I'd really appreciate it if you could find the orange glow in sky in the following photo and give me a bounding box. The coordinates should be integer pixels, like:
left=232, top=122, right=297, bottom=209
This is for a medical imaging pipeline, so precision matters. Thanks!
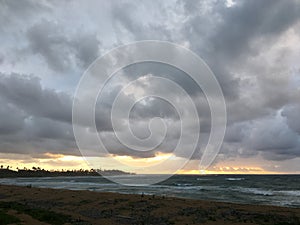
left=0, top=152, right=296, bottom=174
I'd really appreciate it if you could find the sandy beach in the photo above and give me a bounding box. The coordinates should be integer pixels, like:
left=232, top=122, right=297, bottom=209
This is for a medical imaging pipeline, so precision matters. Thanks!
left=0, top=184, right=299, bottom=225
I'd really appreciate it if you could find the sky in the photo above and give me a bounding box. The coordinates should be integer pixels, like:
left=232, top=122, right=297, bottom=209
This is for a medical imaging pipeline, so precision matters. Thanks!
left=0, top=0, right=300, bottom=174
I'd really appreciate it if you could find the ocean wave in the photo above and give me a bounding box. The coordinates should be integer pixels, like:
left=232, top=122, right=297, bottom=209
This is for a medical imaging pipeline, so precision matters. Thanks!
left=196, top=178, right=211, bottom=181
left=174, top=183, right=193, bottom=186
left=226, top=178, right=245, bottom=181
left=1, top=175, right=299, bottom=208
left=234, top=187, right=273, bottom=196
left=172, top=185, right=223, bottom=191
left=276, top=190, right=300, bottom=197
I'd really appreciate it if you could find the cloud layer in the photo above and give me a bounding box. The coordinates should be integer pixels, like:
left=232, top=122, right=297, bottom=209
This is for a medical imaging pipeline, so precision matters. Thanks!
left=0, top=0, right=300, bottom=172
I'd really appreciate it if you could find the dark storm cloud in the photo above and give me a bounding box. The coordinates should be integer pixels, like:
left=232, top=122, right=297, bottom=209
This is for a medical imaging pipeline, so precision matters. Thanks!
left=248, top=120, right=298, bottom=151
left=181, top=0, right=300, bottom=101
left=28, top=117, right=74, bottom=141
left=0, top=98, right=25, bottom=134
left=177, top=0, right=300, bottom=163
left=0, top=73, right=79, bottom=156
left=26, top=21, right=70, bottom=72
left=0, top=73, right=72, bottom=123
left=103, top=0, right=300, bottom=162
left=209, top=0, right=300, bottom=59
left=0, top=118, right=78, bottom=156
left=130, top=97, right=179, bottom=120
left=120, top=62, right=204, bottom=97
left=27, top=20, right=100, bottom=72
left=224, top=122, right=248, bottom=143
left=72, top=33, right=101, bottom=67
left=282, top=105, right=300, bottom=135
left=182, top=0, right=300, bottom=59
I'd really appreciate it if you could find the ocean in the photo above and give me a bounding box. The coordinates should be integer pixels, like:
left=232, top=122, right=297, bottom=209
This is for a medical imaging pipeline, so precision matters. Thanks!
left=0, top=174, right=299, bottom=208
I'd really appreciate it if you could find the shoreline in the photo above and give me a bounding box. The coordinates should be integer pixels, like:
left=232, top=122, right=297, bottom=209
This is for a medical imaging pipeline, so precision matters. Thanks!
left=1, top=175, right=299, bottom=209
left=0, top=182, right=299, bottom=209
left=0, top=184, right=300, bottom=225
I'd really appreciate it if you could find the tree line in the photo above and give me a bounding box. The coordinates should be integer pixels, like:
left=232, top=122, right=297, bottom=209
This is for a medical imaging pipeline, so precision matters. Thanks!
left=0, top=166, right=133, bottom=178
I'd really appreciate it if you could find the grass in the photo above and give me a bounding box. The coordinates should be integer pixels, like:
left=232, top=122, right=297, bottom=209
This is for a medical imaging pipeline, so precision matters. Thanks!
left=0, top=209, right=20, bottom=225
left=0, top=201, right=72, bottom=225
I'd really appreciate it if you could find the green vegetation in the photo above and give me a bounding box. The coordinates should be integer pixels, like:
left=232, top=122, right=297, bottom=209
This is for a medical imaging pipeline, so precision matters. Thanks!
left=0, top=202, right=72, bottom=225
left=0, top=167, right=134, bottom=178
left=0, top=209, right=20, bottom=225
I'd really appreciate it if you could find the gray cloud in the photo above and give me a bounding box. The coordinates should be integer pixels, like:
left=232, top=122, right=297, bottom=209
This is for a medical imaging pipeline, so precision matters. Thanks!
left=210, top=0, right=300, bottom=59
left=248, top=118, right=299, bottom=152
left=0, top=73, right=78, bottom=156
left=0, top=0, right=49, bottom=28
left=0, top=0, right=300, bottom=171
left=26, top=20, right=100, bottom=72
left=0, top=73, right=72, bottom=123
left=0, top=97, right=25, bottom=134
left=282, top=105, right=300, bottom=135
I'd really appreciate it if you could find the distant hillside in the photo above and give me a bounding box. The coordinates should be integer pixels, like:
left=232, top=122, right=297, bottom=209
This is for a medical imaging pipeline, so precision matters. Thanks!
left=0, top=168, right=134, bottom=178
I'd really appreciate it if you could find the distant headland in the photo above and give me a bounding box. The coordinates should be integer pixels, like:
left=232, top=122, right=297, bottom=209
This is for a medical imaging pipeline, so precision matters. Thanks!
left=0, top=166, right=134, bottom=178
